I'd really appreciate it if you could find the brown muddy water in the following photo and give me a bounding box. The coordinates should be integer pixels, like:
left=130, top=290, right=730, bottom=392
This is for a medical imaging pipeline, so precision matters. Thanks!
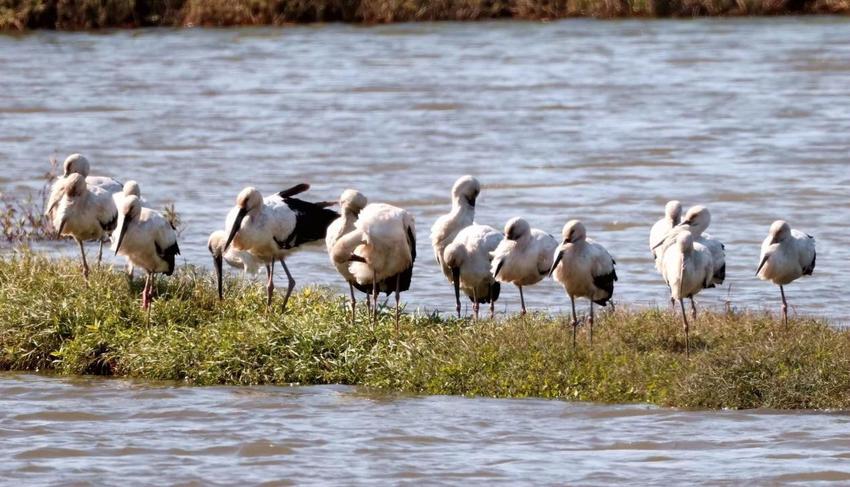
left=1, top=18, right=849, bottom=322
left=4, top=372, right=850, bottom=485
left=2, top=20, right=850, bottom=483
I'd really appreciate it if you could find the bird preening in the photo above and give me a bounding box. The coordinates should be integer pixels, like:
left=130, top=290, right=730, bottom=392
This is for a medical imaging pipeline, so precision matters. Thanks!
left=44, top=156, right=819, bottom=354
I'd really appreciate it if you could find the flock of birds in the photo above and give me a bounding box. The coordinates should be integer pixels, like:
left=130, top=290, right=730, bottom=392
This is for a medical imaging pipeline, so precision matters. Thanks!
left=46, top=155, right=817, bottom=354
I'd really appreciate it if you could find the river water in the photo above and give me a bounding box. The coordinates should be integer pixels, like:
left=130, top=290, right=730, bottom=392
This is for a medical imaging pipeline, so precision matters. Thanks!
left=2, top=20, right=850, bottom=483
left=3, top=372, right=850, bottom=485
left=2, top=18, right=849, bottom=322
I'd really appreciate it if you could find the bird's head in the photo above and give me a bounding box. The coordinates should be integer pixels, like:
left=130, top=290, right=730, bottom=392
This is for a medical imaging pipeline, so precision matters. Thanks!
left=768, top=220, right=791, bottom=244
left=561, top=219, right=586, bottom=244
left=207, top=230, right=226, bottom=259
left=121, top=195, right=142, bottom=220
left=452, top=175, right=480, bottom=208
left=63, top=173, right=87, bottom=198
left=63, top=153, right=90, bottom=178
left=443, top=242, right=467, bottom=270
left=665, top=200, right=683, bottom=224
left=225, top=187, right=261, bottom=251
left=123, top=180, right=141, bottom=197
left=679, top=205, right=711, bottom=235
left=236, top=187, right=262, bottom=212
left=504, top=217, right=530, bottom=241
left=339, top=189, right=368, bottom=216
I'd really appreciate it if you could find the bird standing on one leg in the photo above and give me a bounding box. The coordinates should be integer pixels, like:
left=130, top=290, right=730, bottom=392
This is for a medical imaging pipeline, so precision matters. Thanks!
left=490, top=217, right=558, bottom=316
left=112, top=195, right=180, bottom=310
left=756, top=220, right=816, bottom=326
left=661, top=232, right=714, bottom=358
left=550, top=220, right=617, bottom=348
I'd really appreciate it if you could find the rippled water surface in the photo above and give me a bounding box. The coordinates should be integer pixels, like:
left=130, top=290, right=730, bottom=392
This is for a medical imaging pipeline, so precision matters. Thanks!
left=4, top=373, right=850, bottom=484
left=2, top=19, right=850, bottom=483
left=2, top=18, right=850, bottom=321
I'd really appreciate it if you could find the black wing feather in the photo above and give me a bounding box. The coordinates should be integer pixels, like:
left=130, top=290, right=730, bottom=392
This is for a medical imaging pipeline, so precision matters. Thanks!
left=282, top=197, right=340, bottom=248
left=592, top=266, right=617, bottom=307
left=278, top=183, right=310, bottom=199
left=155, top=241, right=181, bottom=276
left=804, top=250, right=816, bottom=276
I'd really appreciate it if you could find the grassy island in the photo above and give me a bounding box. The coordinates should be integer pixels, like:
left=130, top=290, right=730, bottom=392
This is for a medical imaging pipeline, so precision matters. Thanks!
left=1, top=251, right=848, bottom=410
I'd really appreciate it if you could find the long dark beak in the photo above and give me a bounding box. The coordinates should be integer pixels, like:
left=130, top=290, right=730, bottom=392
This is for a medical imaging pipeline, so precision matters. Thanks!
left=57, top=218, right=67, bottom=236
left=451, top=266, right=461, bottom=318
left=114, top=214, right=131, bottom=253
left=549, top=250, right=564, bottom=278
left=213, top=254, right=223, bottom=300
left=224, top=207, right=247, bottom=251
left=466, top=195, right=477, bottom=208
left=756, top=254, right=769, bottom=276
left=651, top=238, right=666, bottom=251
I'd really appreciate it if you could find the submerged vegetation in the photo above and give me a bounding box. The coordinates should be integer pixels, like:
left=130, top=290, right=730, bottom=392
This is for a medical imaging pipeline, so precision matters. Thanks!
left=1, top=251, right=849, bottom=410
left=1, top=0, right=848, bottom=30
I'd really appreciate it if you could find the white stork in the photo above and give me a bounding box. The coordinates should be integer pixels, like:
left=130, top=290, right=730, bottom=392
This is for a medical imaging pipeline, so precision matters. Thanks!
left=113, top=195, right=180, bottom=310
left=490, top=217, right=558, bottom=315
left=661, top=232, right=714, bottom=358
left=756, top=220, right=816, bottom=325
left=325, top=189, right=371, bottom=324
left=49, top=174, right=117, bottom=278
left=549, top=220, right=617, bottom=348
left=430, top=175, right=480, bottom=280
left=331, top=203, right=416, bottom=331
left=223, top=184, right=338, bottom=312
left=442, top=224, right=503, bottom=319
left=649, top=200, right=682, bottom=259
left=653, top=205, right=725, bottom=318
left=207, top=230, right=261, bottom=300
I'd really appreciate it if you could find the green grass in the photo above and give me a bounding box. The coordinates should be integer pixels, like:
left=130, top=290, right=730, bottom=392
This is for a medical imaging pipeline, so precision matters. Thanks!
left=2, top=250, right=849, bottom=410
left=2, top=0, right=849, bottom=30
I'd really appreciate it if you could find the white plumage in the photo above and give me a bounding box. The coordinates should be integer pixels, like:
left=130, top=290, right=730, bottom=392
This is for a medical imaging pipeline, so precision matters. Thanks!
left=223, top=184, right=338, bottom=311
left=331, top=202, right=416, bottom=329
left=442, top=224, right=503, bottom=319
left=49, top=173, right=118, bottom=278
left=112, top=180, right=141, bottom=208
left=652, top=205, right=726, bottom=315
left=325, top=189, right=370, bottom=324
left=491, top=217, right=558, bottom=315
left=113, top=195, right=180, bottom=310
left=47, top=154, right=122, bottom=219
left=207, top=230, right=261, bottom=300
left=550, top=220, right=617, bottom=347
left=756, top=220, right=816, bottom=325
left=61, top=153, right=122, bottom=193
left=430, top=175, right=479, bottom=281
left=661, top=232, right=714, bottom=357
left=678, top=206, right=726, bottom=287
left=649, top=200, right=682, bottom=259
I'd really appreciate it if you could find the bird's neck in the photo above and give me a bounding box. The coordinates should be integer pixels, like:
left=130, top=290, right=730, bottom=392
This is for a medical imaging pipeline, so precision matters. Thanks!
left=448, top=201, right=474, bottom=225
